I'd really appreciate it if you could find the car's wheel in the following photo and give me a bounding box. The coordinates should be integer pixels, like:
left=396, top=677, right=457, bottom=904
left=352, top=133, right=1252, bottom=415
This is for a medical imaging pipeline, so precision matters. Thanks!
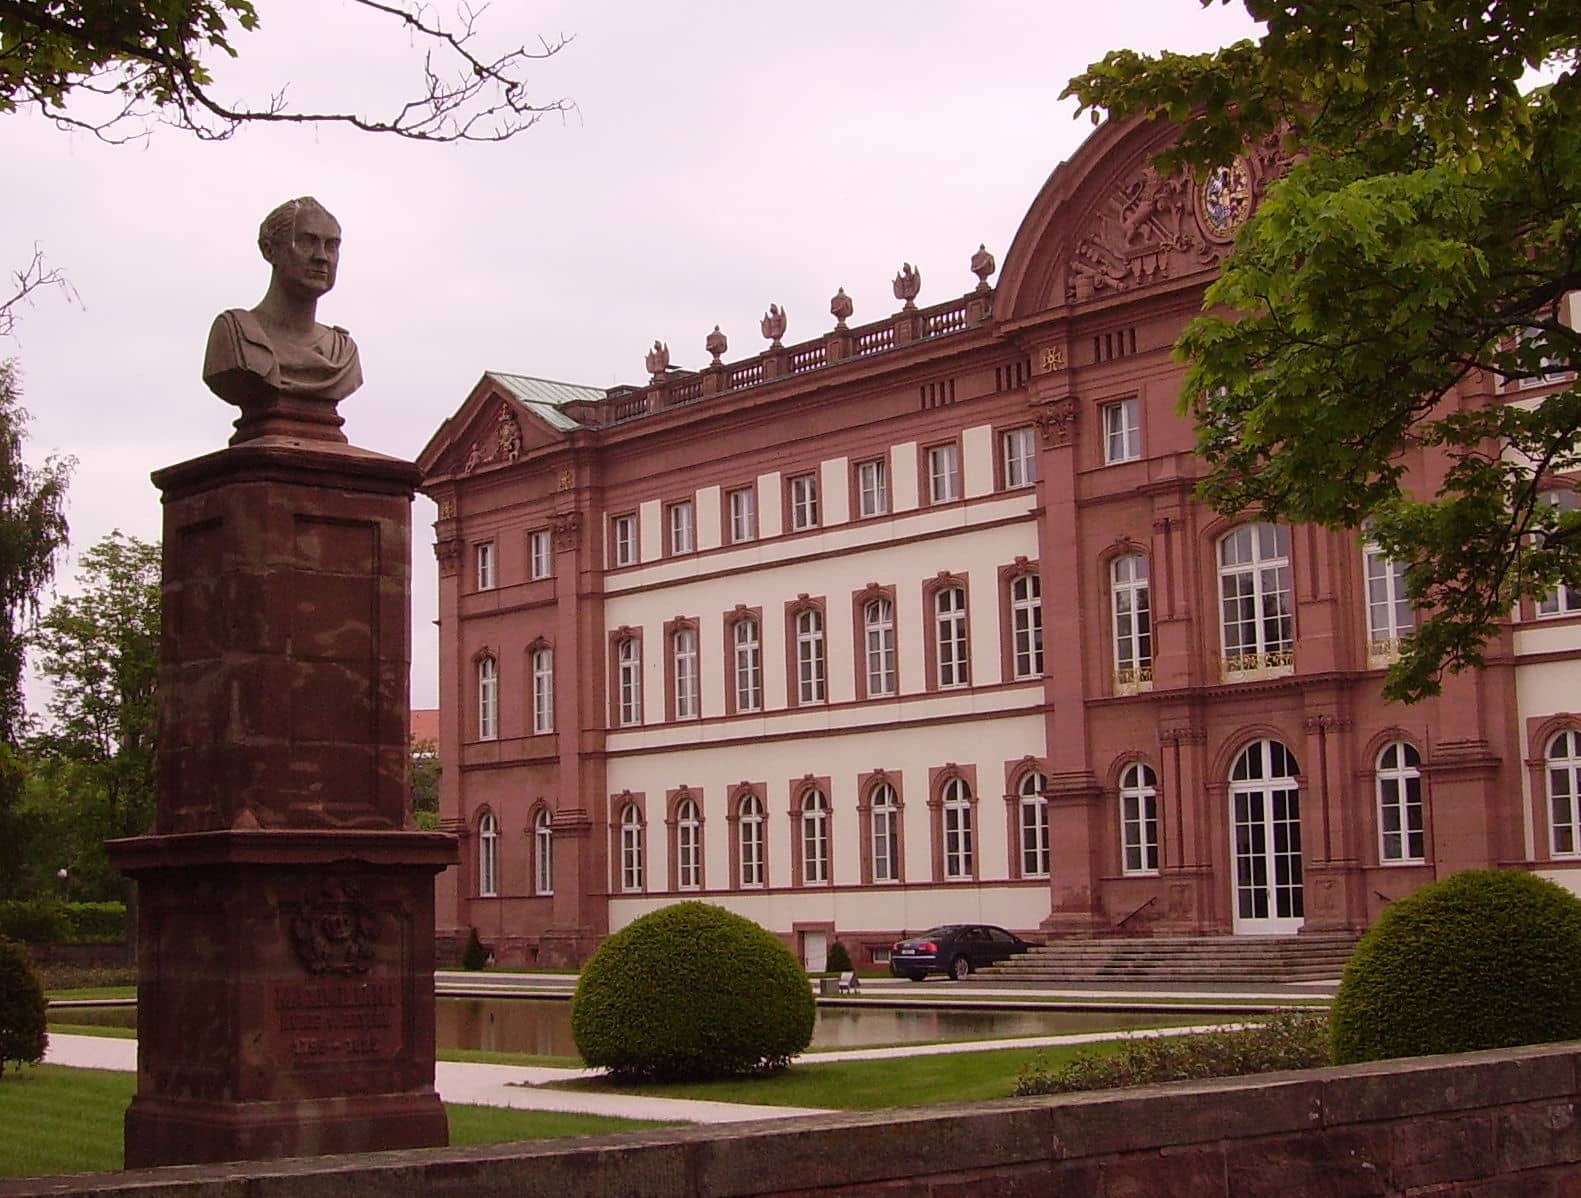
left=950, top=955, right=971, bottom=981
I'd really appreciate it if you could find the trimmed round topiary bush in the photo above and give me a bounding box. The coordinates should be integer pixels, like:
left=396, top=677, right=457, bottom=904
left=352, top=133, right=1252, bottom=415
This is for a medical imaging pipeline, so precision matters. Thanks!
left=571, top=901, right=815, bottom=1081
left=824, top=940, right=853, bottom=974
left=0, top=936, right=47, bottom=1077
left=460, top=927, right=490, bottom=971
left=1332, top=869, right=1581, bottom=1064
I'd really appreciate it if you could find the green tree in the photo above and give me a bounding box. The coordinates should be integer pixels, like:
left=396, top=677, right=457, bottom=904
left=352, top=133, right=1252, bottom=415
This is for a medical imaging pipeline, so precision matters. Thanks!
left=1066, top=2, right=1581, bottom=701
left=0, top=363, right=70, bottom=898
left=28, top=531, right=158, bottom=898
left=409, top=737, right=439, bottom=831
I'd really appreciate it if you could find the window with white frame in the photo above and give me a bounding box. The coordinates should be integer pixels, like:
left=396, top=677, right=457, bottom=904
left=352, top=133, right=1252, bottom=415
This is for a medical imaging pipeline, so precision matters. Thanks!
left=1364, top=538, right=1414, bottom=650
left=942, top=777, right=974, bottom=879
left=857, top=458, right=888, bottom=517
left=796, top=608, right=826, bottom=703
left=927, top=443, right=961, bottom=504
left=1517, top=325, right=1568, bottom=388
left=1538, top=491, right=1581, bottom=617
left=531, top=646, right=554, bottom=734
left=529, top=529, right=552, bottom=580
left=935, top=585, right=968, bottom=688
left=1376, top=743, right=1424, bottom=863
left=789, top=473, right=819, bottom=530
left=619, top=803, right=644, bottom=891
left=478, top=810, right=498, bottom=896
left=864, top=597, right=897, bottom=697
left=676, top=797, right=702, bottom=890
left=870, top=782, right=899, bottom=883
left=1549, top=730, right=1581, bottom=856
left=672, top=626, right=699, bottom=719
left=611, top=513, right=638, bottom=567
left=732, top=617, right=762, bottom=712
left=1010, top=573, right=1044, bottom=679
left=1111, top=554, right=1152, bottom=686
left=738, top=792, right=765, bottom=887
left=728, top=486, right=757, bottom=543
left=801, top=789, right=830, bottom=884
left=1120, top=763, right=1159, bottom=874
left=668, top=500, right=695, bottom=555
left=1102, top=398, right=1141, bottom=464
left=476, top=655, right=498, bottom=740
left=475, top=542, right=495, bottom=591
left=1019, top=771, right=1049, bottom=878
left=1219, top=523, right=1293, bottom=671
left=616, top=637, right=642, bottom=726
left=533, top=807, right=554, bottom=895
left=1002, top=426, right=1037, bottom=488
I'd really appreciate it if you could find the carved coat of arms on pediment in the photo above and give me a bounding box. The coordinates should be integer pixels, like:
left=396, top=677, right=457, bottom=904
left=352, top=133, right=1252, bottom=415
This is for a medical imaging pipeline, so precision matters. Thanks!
left=460, top=403, right=524, bottom=475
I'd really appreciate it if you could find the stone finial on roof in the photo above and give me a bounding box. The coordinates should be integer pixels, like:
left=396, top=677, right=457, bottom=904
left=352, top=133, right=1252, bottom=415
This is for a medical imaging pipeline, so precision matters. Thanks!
left=706, top=325, right=728, bottom=366
left=892, top=262, right=922, bottom=310
left=971, top=244, right=996, bottom=292
left=645, top=339, right=670, bottom=380
left=830, top=287, right=853, bottom=329
left=761, top=304, right=787, bottom=348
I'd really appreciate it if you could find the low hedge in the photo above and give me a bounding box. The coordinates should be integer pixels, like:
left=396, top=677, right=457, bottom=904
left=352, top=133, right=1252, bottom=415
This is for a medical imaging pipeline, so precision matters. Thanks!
left=0, top=901, right=126, bottom=945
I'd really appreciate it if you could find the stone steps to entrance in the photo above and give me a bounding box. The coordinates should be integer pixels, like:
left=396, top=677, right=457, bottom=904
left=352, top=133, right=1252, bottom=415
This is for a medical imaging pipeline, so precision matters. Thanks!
left=977, top=933, right=1360, bottom=984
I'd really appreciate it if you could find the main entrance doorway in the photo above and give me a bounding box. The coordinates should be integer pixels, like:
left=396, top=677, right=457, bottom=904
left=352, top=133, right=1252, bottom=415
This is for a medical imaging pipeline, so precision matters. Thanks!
left=1229, top=739, right=1304, bottom=934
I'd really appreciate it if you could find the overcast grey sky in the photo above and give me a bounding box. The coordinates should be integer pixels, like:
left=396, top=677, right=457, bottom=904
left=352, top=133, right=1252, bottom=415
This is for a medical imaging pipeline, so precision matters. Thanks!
left=1, top=1, right=1260, bottom=709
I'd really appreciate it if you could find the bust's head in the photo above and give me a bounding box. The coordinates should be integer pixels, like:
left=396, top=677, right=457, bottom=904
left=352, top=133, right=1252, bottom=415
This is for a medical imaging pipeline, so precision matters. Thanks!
left=257, top=196, right=342, bottom=299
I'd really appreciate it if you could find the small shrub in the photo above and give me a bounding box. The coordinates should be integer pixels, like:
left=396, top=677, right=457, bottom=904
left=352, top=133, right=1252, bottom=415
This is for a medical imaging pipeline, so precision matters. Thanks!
left=0, top=936, right=47, bottom=1076
left=461, top=927, right=490, bottom=971
left=825, top=940, right=853, bottom=974
left=1331, top=869, right=1581, bottom=1064
left=1014, top=1010, right=1330, bottom=1096
left=571, top=901, right=815, bottom=1081
left=0, top=899, right=69, bottom=945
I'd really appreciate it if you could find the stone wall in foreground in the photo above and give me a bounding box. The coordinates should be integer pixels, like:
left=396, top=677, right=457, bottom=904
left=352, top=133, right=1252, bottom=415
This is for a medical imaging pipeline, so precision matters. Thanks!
left=6, top=1042, right=1581, bottom=1196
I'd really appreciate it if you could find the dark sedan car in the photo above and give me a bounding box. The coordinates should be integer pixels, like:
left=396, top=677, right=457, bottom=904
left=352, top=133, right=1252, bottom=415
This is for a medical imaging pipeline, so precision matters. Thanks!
left=889, top=924, right=1032, bottom=981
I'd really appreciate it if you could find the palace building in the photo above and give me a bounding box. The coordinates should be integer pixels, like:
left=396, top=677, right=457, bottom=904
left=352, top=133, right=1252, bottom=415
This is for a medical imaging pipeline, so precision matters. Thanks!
left=416, top=114, right=1581, bottom=968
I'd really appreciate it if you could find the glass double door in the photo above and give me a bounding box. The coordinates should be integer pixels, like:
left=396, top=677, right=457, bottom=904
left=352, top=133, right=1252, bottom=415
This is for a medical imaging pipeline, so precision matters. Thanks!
left=1230, top=740, right=1304, bottom=935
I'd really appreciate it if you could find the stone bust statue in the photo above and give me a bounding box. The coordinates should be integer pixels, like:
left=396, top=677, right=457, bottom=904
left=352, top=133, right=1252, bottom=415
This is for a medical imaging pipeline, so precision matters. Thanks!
left=203, top=196, right=363, bottom=443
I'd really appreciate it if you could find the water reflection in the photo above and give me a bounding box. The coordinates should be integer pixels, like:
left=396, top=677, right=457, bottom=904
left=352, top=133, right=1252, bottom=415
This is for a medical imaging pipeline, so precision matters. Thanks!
left=57, top=999, right=1180, bottom=1057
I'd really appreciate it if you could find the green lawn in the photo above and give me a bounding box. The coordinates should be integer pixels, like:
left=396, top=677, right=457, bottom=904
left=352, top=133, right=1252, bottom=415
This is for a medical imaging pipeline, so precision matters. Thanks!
left=0, top=1066, right=668, bottom=1180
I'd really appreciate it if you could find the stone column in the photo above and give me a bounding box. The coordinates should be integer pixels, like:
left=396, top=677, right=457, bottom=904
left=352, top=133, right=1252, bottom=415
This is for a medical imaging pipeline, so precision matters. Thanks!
left=110, top=438, right=457, bottom=1167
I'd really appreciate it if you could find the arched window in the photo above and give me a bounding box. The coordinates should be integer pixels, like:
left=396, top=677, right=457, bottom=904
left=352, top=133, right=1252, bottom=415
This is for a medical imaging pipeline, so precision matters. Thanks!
left=1364, top=537, right=1414, bottom=653
left=1111, top=554, right=1152, bottom=687
left=870, top=782, right=900, bottom=883
left=1019, top=771, right=1049, bottom=878
left=533, top=807, right=554, bottom=895
left=1010, top=574, right=1043, bottom=679
left=619, top=803, right=644, bottom=892
left=476, top=655, right=498, bottom=741
left=1120, top=763, right=1159, bottom=874
left=1376, top=742, right=1423, bottom=863
left=733, top=617, right=762, bottom=712
left=864, top=598, right=897, bottom=697
left=738, top=792, right=765, bottom=888
left=478, top=810, right=498, bottom=897
left=616, top=637, right=642, bottom=727
left=935, top=585, right=969, bottom=689
left=796, top=608, right=826, bottom=704
left=676, top=797, right=702, bottom=890
left=1219, top=523, right=1293, bottom=671
left=1229, top=740, right=1303, bottom=932
left=943, top=777, right=974, bottom=880
left=672, top=626, right=699, bottom=719
left=531, top=647, right=554, bottom=734
left=801, top=789, right=830, bottom=885
left=1548, top=730, right=1581, bottom=856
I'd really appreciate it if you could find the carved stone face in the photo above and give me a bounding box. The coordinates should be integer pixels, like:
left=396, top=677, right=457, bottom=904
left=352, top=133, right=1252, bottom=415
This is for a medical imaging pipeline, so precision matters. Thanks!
left=266, top=207, right=342, bottom=298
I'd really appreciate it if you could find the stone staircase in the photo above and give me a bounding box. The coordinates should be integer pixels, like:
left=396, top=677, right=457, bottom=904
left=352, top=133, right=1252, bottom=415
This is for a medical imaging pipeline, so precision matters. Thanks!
left=976, top=932, right=1360, bottom=985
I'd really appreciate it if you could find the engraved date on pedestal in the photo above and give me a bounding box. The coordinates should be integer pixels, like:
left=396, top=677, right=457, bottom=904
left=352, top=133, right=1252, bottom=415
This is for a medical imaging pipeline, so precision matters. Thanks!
left=273, top=979, right=402, bottom=1063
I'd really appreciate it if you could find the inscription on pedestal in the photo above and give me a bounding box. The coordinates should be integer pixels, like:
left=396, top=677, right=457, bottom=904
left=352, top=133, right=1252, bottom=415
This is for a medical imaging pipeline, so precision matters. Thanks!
left=272, top=979, right=403, bottom=1062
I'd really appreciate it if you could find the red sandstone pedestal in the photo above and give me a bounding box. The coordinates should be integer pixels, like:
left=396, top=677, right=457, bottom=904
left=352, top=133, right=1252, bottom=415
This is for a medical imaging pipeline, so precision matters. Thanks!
left=110, top=436, right=457, bottom=1168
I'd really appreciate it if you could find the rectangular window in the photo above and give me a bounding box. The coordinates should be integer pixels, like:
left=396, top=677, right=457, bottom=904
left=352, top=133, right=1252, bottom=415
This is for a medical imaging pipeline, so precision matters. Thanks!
left=927, top=444, right=961, bottom=504
left=1537, top=492, right=1581, bottom=616
left=617, top=638, right=642, bottom=726
left=1103, top=398, right=1141, bottom=464
left=934, top=586, right=969, bottom=689
left=1365, top=541, right=1414, bottom=649
left=667, top=500, right=695, bottom=555
left=475, top=542, right=495, bottom=591
left=528, top=529, right=552, bottom=580
left=857, top=458, right=888, bottom=518
left=733, top=619, right=762, bottom=712
left=672, top=628, right=699, bottom=720
left=1011, top=574, right=1044, bottom=679
left=795, top=608, right=826, bottom=704
left=1002, top=426, right=1037, bottom=489
left=789, top=474, right=819, bottom=531
left=611, top=514, right=638, bottom=567
left=728, top=486, right=757, bottom=543
left=531, top=648, right=554, bottom=734
left=864, top=597, right=897, bottom=697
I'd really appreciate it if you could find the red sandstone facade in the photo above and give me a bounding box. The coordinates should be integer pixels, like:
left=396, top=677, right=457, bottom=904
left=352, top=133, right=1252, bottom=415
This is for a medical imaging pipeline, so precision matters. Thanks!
left=418, top=116, right=1581, bottom=967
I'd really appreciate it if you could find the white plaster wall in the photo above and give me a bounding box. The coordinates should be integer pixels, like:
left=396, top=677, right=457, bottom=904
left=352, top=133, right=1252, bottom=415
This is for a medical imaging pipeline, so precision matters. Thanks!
left=696, top=485, right=722, bottom=551
left=822, top=457, right=850, bottom=526
left=891, top=442, right=919, bottom=513
left=962, top=423, right=994, bottom=499
left=639, top=499, right=662, bottom=564
left=759, top=471, right=783, bottom=538
left=1515, top=651, right=1581, bottom=862
left=1535, top=867, right=1581, bottom=899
